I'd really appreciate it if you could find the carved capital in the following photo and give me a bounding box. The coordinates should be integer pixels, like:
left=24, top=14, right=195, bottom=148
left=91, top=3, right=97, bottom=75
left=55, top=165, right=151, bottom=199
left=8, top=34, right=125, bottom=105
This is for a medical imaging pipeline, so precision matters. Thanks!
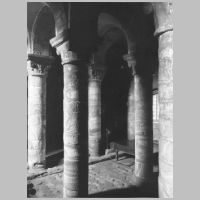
left=123, top=53, right=137, bottom=76
left=27, top=54, right=54, bottom=76
left=88, top=65, right=105, bottom=82
left=27, top=60, right=50, bottom=76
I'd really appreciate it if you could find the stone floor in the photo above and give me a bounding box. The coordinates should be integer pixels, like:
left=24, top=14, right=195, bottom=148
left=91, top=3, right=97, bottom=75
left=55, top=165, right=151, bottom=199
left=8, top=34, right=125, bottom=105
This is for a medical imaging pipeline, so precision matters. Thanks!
left=27, top=152, right=159, bottom=198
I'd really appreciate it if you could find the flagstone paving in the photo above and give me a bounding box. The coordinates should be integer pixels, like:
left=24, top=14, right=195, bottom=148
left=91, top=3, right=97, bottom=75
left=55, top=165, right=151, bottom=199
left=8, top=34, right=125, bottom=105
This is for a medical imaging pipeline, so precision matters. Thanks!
left=27, top=152, right=158, bottom=198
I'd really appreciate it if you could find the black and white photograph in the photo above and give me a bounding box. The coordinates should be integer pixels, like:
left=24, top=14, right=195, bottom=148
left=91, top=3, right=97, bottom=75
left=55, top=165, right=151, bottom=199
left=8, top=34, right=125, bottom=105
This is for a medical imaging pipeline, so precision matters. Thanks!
left=26, top=2, right=173, bottom=198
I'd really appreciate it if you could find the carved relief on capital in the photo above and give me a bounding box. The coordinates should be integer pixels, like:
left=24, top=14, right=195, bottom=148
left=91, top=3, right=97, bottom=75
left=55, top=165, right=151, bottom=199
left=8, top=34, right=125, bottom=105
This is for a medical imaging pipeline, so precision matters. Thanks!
left=123, top=53, right=137, bottom=75
left=88, top=65, right=105, bottom=82
left=27, top=60, right=50, bottom=76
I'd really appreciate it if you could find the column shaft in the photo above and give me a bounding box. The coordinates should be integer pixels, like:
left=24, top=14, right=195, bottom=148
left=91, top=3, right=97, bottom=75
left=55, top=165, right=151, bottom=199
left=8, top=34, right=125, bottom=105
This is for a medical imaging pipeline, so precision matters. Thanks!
left=28, top=65, right=47, bottom=169
left=62, top=61, right=88, bottom=197
left=134, top=74, right=153, bottom=183
left=88, top=80, right=102, bottom=156
left=123, top=53, right=136, bottom=141
left=50, top=30, right=90, bottom=197
left=127, top=77, right=135, bottom=140
left=158, top=30, right=173, bottom=198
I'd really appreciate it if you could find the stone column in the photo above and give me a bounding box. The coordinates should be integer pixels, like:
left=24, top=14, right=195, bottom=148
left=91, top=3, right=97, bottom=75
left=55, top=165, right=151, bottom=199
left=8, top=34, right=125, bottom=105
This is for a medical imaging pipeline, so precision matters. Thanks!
left=123, top=53, right=136, bottom=141
left=88, top=64, right=105, bottom=157
left=27, top=54, right=53, bottom=170
left=134, top=71, right=153, bottom=185
left=50, top=32, right=88, bottom=198
left=152, top=2, right=173, bottom=198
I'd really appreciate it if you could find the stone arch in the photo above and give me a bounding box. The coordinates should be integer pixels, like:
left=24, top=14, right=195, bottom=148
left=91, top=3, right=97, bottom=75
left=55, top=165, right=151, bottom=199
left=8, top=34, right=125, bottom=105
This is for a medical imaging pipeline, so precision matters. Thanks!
left=98, top=12, right=136, bottom=57
left=95, top=12, right=135, bottom=99
left=28, top=2, right=68, bottom=55
left=94, top=27, right=126, bottom=65
left=31, top=5, right=55, bottom=56
left=43, top=2, right=68, bottom=35
left=96, top=12, right=135, bottom=145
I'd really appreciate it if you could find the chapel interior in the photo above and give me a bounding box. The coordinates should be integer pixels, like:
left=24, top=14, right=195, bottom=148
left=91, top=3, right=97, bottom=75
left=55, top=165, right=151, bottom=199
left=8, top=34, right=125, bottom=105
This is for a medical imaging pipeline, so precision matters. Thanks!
left=27, top=2, right=173, bottom=198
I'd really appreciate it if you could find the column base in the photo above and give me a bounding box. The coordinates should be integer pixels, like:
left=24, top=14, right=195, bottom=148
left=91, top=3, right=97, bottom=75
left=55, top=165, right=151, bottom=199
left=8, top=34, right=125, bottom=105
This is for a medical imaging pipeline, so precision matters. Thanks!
left=133, top=173, right=151, bottom=186
left=158, top=175, right=173, bottom=198
left=89, top=154, right=100, bottom=159
left=132, top=173, right=158, bottom=197
left=64, top=188, right=88, bottom=198
left=28, top=163, right=46, bottom=174
left=105, top=148, right=114, bottom=155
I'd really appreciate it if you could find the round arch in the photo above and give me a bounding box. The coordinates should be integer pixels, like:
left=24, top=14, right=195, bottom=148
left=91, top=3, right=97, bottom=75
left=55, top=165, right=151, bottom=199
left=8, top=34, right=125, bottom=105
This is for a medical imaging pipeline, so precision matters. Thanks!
left=27, top=2, right=68, bottom=55
left=31, top=5, right=55, bottom=56
left=98, top=12, right=136, bottom=55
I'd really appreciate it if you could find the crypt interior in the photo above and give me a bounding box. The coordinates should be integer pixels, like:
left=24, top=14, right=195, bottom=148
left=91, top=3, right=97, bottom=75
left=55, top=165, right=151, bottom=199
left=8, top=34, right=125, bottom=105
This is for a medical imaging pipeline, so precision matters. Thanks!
left=27, top=2, right=173, bottom=198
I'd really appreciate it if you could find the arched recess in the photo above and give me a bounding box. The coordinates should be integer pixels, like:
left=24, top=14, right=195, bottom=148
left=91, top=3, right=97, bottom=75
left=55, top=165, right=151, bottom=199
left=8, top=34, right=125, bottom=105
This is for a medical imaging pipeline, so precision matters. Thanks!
left=98, top=12, right=135, bottom=54
left=96, top=12, right=135, bottom=148
left=31, top=5, right=55, bottom=56
left=27, top=2, right=68, bottom=53
left=43, top=2, right=68, bottom=35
